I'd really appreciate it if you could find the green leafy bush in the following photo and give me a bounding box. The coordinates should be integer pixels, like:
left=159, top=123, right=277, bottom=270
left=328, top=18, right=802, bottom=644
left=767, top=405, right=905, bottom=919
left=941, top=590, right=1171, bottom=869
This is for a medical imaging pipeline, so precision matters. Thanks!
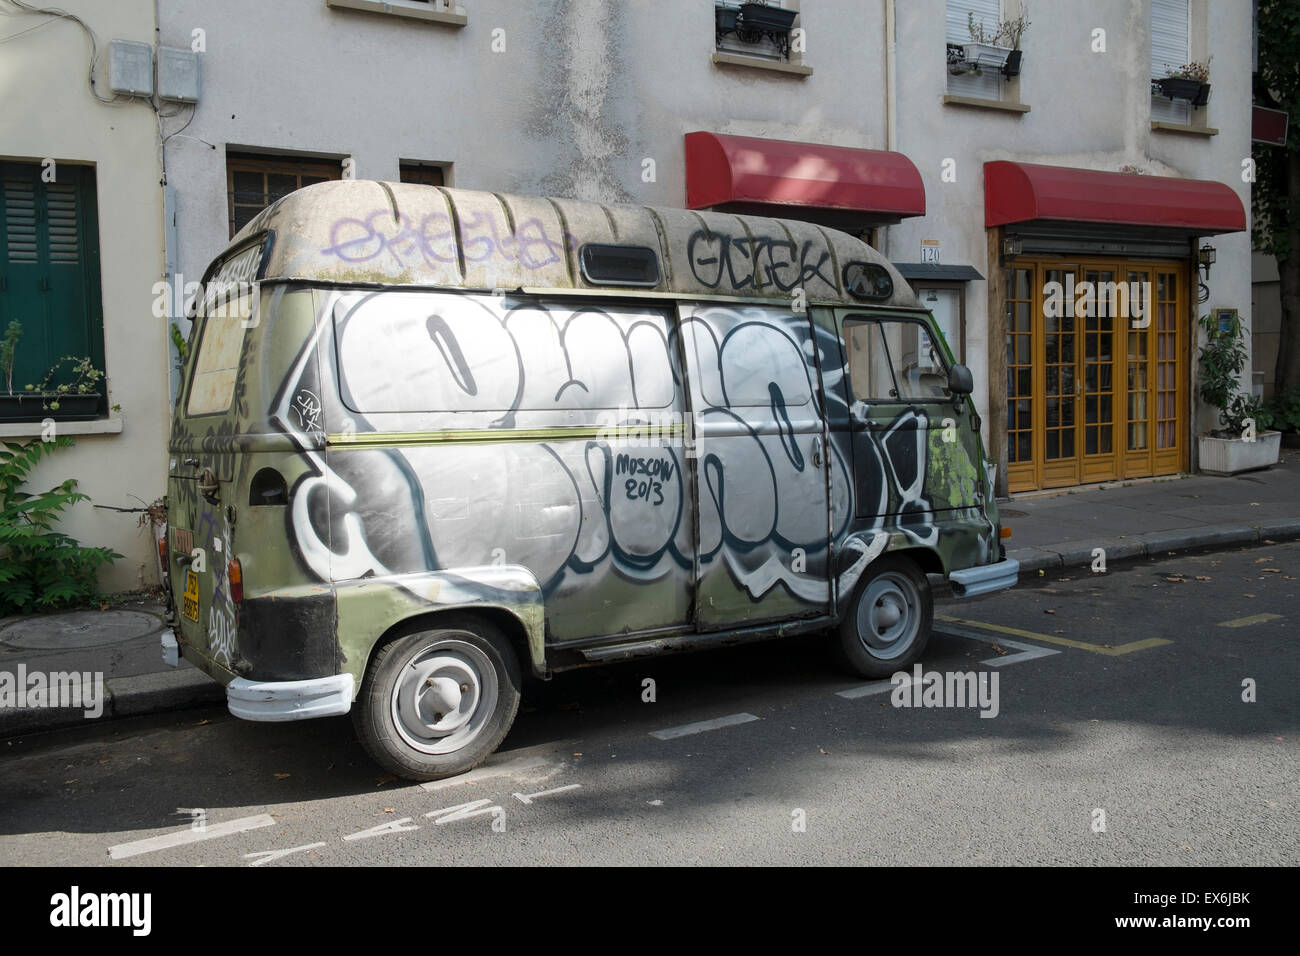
left=0, top=438, right=121, bottom=615
left=1265, top=388, right=1300, bottom=434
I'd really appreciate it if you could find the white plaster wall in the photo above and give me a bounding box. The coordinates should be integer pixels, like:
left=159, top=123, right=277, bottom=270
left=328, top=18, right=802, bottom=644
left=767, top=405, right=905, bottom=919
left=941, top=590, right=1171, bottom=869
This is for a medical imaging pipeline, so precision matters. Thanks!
left=888, top=0, right=1254, bottom=444
left=0, top=0, right=168, bottom=592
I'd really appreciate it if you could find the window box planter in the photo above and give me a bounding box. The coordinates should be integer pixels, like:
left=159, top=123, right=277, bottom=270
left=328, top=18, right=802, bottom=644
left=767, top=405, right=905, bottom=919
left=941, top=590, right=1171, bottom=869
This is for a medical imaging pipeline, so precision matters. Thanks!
left=1197, top=431, right=1281, bottom=475
left=0, top=392, right=102, bottom=423
left=715, top=4, right=739, bottom=42
left=733, top=2, right=797, bottom=57
left=963, top=41, right=1012, bottom=71
left=1155, top=76, right=1210, bottom=106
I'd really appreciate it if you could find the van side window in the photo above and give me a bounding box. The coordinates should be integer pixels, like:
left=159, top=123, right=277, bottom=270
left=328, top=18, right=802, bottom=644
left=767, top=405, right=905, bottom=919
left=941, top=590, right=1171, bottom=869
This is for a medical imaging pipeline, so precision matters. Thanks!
left=844, top=317, right=949, bottom=404
left=185, top=291, right=255, bottom=416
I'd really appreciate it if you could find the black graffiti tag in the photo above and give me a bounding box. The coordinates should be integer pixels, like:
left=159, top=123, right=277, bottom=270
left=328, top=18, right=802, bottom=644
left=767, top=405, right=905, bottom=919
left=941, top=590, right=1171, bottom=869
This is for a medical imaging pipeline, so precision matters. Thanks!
left=687, top=231, right=835, bottom=294
left=616, top=453, right=675, bottom=506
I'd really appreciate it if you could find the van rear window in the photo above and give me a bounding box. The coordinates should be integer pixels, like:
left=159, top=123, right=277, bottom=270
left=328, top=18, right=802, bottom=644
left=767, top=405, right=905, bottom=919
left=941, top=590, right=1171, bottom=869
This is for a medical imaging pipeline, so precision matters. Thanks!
left=186, top=306, right=251, bottom=416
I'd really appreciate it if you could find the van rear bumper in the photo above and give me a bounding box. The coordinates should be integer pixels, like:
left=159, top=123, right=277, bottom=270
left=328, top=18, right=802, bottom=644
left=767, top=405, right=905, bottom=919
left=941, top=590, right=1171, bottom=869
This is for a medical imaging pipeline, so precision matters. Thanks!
left=948, top=558, right=1020, bottom=598
left=227, top=674, right=354, bottom=722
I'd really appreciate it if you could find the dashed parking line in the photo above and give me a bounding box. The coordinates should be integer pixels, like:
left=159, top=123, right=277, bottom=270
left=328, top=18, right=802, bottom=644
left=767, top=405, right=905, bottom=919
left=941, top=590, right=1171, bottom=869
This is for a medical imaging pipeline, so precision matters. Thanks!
left=650, top=712, right=759, bottom=740
left=108, top=813, right=276, bottom=860
left=420, top=754, right=554, bottom=791
left=836, top=675, right=914, bottom=700
left=937, top=615, right=1172, bottom=656
left=244, top=842, right=328, bottom=866
left=1217, top=613, right=1282, bottom=628
left=514, top=783, right=581, bottom=805
left=934, top=621, right=1062, bottom=666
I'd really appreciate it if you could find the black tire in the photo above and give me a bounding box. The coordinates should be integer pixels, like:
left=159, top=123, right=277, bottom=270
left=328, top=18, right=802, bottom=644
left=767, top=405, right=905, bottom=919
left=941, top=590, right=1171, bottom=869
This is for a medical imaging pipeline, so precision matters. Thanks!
left=835, top=555, right=933, bottom=679
left=352, top=616, right=521, bottom=782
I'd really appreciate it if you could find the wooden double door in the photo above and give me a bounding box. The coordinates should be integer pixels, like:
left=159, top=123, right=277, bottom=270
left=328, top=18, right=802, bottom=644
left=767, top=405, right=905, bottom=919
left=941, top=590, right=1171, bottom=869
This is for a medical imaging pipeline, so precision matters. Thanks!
left=1005, top=258, right=1188, bottom=493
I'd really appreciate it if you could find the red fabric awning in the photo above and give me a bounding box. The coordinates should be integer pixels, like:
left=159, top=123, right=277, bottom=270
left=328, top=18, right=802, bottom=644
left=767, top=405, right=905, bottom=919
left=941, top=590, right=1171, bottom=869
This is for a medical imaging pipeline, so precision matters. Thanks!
left=685, top=132, right=925, bottom=220
left=984, top=161, right=1245, bottom=234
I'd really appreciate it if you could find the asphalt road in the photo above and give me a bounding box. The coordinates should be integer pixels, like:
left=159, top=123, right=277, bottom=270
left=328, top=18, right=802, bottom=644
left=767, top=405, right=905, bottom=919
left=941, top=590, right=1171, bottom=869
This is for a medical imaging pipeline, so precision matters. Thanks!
left=2, top=542, right=1295, bottom=866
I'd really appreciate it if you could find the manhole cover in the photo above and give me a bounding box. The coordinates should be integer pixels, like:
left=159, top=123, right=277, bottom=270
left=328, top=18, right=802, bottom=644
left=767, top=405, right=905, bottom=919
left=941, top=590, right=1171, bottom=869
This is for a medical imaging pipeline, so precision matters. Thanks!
left=0, top=610, right=163, bottom=650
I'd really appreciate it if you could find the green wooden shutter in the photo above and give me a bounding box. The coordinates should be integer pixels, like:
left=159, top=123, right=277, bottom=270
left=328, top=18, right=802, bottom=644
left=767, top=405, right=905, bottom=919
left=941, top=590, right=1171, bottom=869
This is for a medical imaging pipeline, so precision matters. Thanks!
left=0, top=161, right=104, bottom=406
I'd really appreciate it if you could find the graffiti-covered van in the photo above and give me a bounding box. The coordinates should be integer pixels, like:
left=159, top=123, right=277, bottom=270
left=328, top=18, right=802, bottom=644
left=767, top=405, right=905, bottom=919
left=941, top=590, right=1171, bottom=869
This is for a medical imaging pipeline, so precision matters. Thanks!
left=163, top=179, right=1018, bottom=780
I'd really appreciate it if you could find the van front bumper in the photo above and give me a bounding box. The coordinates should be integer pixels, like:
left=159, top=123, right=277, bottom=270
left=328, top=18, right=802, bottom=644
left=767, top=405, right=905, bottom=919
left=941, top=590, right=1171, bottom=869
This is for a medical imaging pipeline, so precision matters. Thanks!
left=227, top=674, right=354, bottom=722
left=948, top=558, right=1020, bottom=598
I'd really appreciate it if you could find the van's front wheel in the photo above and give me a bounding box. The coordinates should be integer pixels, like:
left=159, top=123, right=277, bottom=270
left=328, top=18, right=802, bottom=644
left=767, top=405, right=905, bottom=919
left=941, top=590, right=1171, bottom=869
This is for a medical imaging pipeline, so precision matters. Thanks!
left=353, top=618, right=521, bottom=782
left=836, top=556, right=932, bottom=678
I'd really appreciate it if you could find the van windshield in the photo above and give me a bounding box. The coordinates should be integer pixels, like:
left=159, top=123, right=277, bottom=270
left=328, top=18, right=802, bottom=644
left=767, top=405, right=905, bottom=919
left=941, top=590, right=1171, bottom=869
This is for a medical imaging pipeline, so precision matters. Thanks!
left=844, top=316, right=949, bottom=403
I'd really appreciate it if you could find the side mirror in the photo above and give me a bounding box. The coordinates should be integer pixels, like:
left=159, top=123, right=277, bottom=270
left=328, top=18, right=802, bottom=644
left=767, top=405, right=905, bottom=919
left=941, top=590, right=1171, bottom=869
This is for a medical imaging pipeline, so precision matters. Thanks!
left=948, top=364, right=974, bottom=396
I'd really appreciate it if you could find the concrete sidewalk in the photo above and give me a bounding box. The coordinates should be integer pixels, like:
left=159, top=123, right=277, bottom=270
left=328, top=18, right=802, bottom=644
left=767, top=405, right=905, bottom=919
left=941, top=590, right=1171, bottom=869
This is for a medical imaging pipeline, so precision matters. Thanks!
left=3, top=451, right=1297, bottom=737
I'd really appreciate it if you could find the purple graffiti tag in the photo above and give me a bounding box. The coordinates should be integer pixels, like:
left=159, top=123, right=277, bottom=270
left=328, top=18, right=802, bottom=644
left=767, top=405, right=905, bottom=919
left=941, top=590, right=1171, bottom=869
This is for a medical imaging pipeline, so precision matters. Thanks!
left=321, top=208, right=574, bottom=272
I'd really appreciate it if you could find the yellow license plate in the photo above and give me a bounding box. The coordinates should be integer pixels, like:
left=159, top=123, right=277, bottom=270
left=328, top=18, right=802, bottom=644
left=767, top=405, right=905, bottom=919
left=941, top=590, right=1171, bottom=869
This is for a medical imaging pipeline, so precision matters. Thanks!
left=182, top=569, right=199, bottom=622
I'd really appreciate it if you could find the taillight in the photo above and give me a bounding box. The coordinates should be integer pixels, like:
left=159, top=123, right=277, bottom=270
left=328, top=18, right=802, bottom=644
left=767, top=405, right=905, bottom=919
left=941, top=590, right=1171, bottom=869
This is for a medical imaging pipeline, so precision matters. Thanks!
left=228, top=558, right=243, bottom=604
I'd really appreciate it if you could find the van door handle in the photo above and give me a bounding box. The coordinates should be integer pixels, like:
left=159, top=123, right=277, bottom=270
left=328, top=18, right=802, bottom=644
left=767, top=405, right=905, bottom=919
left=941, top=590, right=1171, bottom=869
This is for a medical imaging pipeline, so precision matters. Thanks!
left=811, top=436, right=824, bottom=469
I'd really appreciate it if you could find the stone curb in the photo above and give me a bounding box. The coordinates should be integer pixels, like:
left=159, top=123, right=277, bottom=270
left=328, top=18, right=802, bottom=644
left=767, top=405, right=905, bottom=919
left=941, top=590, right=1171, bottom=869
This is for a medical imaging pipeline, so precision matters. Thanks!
left=1008, top=517, right=1300, bottom=574
left=0, top=668, right=223, bottom=738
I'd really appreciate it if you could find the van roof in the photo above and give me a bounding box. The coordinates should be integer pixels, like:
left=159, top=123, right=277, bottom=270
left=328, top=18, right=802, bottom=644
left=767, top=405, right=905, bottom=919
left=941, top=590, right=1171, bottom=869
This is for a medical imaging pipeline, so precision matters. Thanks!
left=227, top=180, right=921, bottom=309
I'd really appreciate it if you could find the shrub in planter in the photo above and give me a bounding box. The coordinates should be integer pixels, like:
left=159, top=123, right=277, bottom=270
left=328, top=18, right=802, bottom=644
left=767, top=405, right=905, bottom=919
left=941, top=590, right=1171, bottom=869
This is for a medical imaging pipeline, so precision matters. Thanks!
left=0, top=438, right=121, bottom=614
left=1196, top=312, right=1279, bottom=473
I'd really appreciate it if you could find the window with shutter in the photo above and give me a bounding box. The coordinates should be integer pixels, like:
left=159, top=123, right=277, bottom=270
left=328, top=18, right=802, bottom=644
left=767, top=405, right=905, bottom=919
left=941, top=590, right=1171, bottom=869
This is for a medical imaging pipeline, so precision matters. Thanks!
left=226, top=152, right=343, bottom=238
left=1151, top=0, right=1191, bottom=124
left=947, top=0, right=1002, bottom=100
left=0, top=162, right=105, bottom=408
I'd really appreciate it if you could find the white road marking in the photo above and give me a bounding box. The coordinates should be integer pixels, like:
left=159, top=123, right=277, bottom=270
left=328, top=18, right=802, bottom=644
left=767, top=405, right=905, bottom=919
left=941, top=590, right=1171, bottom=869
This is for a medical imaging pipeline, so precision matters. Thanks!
left=343, top=818, right=418, bottom=841
left=836, top=676, right=915, bottom=700
left=1217, top=613, right=1282, bottom=628
left=513, top=783, right=581, bottom=805
left=244, top=842, right=328, bottom=866
left=936, top=622, right=1062, bottom=666
left=650, top=712, right=759, bottom=740
left=108, top=813, right=276, bottom=860
left=420, top=754, right=554, bottom=791
left=426, top=799, right=501, bottom=825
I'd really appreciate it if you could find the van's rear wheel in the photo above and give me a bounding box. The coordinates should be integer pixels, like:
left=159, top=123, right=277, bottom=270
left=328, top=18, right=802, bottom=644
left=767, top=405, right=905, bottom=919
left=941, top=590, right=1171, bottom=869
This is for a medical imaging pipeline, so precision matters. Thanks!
left=836, top=555, right=932, bottom=678
left=353, top=618, right=520, bottom=782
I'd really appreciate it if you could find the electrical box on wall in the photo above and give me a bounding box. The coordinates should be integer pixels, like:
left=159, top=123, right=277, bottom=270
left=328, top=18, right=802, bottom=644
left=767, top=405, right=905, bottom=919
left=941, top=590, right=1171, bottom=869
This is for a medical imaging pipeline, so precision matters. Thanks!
left=108, top=39, right=154, bottom=97
left=158, top=47, right=201, bottom=103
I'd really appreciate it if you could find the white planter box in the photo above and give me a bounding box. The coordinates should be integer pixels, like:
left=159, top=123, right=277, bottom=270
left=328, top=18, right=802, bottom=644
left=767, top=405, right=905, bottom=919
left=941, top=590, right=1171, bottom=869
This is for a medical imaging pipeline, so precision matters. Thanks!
left=963, top=42, right=1011, bottom=70
left=1197, top=431, right=1281, bottom=475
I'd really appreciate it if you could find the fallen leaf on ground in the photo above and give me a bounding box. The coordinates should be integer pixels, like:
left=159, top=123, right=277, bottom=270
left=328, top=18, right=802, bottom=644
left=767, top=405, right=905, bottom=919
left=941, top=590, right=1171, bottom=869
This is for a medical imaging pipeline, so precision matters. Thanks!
left=818, top=747, right=829, bottom=755
left=990, top=643, right=1009, bottom=655
left=274, top=773, right=291, bottom=780
left=1195, top=576, right=1211, bottom=581
left=1261, top=568, right=1281, bottom=573
left=382, top=808, right=395, bottom=813
left=1044, top=608, right=1056, bottom=614
left=375, top=774, right=397, bottom=786
left=193, top=719, right=211, bottom=726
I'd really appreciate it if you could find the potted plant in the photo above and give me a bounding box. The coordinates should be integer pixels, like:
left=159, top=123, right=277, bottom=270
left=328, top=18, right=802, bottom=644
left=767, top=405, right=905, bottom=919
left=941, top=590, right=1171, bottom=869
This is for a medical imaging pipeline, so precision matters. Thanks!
left=1196, top=312, right=1280, bottom=475
left=997, top=7, right=1030, bottom=76
left=21, top=355, right=105, bottom=421
left=735, top=0, right=798, bottom=55
left=0, top=320, right=40, bottom=423
left=963, top=10, right=1013, bottom=73
left=1155, top=57, right=1211, bottom=107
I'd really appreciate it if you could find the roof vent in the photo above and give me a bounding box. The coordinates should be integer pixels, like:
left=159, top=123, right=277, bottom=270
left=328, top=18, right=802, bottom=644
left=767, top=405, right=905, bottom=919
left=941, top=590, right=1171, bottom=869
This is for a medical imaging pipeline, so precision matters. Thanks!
left=579, top=244, right=661, bottom=287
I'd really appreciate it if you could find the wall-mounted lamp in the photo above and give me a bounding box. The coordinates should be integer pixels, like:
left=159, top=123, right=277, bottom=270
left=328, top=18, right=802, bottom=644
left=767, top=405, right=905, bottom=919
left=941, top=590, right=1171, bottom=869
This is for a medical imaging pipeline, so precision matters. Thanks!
left=1001, top=236, right=1022, bottom=262
left=1198, top=243, right=1217, bottom=279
